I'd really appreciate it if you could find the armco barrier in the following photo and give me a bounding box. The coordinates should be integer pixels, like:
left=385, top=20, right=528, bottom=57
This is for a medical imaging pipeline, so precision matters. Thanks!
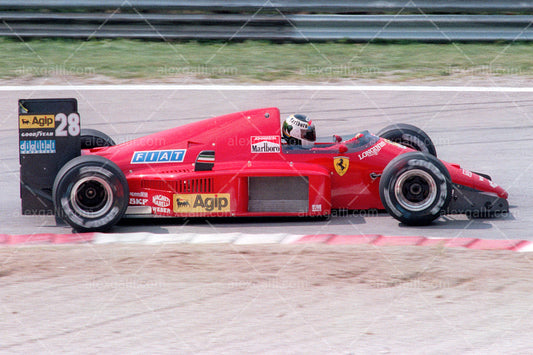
left=0, top=1, right=532, bottom=41
left=0, top=1, right=532, bottom=13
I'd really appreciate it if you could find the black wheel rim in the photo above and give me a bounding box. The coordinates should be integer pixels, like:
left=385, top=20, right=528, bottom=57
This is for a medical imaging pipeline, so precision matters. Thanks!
left=71, top=176, right=113, bottom=218
left=394, top=169, right=437, bottom=211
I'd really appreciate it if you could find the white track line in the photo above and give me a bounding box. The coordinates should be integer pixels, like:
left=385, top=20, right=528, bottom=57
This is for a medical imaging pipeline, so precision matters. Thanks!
left=3, top=84, right=533, bottom=92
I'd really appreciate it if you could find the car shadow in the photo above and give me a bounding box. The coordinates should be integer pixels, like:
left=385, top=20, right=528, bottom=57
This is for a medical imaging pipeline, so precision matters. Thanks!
left=116, top=215, right=331, bottom=231
left=114, top=209, right=515, bottom=234
left=398, top=212, right=516, bottom=230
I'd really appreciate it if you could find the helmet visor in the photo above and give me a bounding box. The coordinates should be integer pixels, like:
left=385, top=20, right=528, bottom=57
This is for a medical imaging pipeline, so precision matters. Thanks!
left=301, top=127, right=316, bottom=142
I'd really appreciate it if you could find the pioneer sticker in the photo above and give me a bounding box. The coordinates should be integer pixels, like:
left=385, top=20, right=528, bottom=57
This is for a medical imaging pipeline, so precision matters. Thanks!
left=20, top=140, right=56, bottom=154
left=173, top=193, right=231, bottom=213
left=251, top=136, right=281, bottom=153
left=131, top=149, right=186, bottom=164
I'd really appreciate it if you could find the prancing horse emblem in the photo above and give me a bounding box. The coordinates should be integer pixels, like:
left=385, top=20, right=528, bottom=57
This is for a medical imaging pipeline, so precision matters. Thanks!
left=334, top=156, right=349, bottom=176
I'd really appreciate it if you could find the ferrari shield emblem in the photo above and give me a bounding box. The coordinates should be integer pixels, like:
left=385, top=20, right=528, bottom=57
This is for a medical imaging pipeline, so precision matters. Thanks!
left=334, top=156, right=349, bottom=176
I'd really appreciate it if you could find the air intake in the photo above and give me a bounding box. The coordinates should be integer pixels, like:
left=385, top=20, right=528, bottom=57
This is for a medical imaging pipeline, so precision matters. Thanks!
left=142, top=178, right=214, bottom=193
left=248, top=176, right=308, bottom=213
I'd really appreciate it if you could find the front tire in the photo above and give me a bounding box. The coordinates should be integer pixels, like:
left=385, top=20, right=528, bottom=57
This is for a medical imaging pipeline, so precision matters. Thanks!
left=379, top=152, right=451, bottom=225
left=377, top=123, right=437, bottom=157
left=53, top=155, right=128, bottom=232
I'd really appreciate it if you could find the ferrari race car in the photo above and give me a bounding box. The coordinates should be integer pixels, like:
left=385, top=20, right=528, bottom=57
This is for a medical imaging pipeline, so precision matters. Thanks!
left=19, top=102, right=509, bottom=232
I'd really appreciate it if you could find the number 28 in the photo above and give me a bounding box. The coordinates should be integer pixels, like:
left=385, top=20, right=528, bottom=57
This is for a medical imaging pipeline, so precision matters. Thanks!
left=55, top=113, right=80, bottom=137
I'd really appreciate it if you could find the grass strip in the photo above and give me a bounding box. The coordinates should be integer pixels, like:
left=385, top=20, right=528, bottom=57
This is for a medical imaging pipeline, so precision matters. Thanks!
left=1, top=38, right=532, bottom=82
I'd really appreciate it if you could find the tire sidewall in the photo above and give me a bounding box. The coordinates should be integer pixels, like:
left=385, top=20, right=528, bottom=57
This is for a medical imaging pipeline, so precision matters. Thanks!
left=380, top=153, right=451, bottom=225
left=53, top=156, right=128, bottom=232
left=390, top=132, right=429, bottom=154
left=378, top=124, right=437, bottom=157
left=80, top=129, right=115, bottom=149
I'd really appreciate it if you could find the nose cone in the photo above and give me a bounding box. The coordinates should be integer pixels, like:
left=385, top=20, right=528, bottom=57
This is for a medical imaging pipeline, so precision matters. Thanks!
left=473, top=174, right=508, bottom=199
left=445, top=162, right=508, bottom=200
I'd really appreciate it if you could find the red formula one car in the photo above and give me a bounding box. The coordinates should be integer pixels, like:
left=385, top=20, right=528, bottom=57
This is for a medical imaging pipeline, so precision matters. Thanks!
left=24, top=106, right=508, bottom=232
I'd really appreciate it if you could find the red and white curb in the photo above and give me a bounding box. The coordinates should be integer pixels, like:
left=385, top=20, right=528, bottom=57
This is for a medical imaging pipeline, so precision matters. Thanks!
left=0, top=232, right=532, bottom=252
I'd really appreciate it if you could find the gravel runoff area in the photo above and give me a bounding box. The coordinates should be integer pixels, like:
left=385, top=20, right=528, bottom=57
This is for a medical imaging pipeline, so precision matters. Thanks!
left=1, top=243, right=532, bottom=354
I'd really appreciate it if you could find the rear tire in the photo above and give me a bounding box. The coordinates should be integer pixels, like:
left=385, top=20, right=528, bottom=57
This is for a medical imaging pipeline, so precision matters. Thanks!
left=53, top=155, right=128, bottom=232
left=80, top=129, right=115, bottom=149
left=377, top=123, right=437, bottom=157
left=379, top=152, right=451, bottom=225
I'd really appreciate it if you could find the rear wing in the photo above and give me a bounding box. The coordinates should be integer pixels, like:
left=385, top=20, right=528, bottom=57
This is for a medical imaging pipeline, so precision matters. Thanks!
left=19, top=98, right=81, bottom=215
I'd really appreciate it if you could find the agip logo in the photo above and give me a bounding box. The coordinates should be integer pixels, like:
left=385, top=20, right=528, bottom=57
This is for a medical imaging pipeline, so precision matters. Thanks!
left=19, top=115, right=55, bottom=129
left=173, top=194, right=231, bottom=213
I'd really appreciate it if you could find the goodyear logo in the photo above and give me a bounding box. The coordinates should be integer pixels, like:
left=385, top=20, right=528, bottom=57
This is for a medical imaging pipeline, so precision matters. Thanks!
left=19, top=115, right=55, bottom=129
left=131, top=149, right=186, bottom=164
left=173, top=194, right=231, bottom=213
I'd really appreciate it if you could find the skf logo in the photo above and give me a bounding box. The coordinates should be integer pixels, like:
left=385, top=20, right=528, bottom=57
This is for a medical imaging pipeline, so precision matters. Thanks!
left=19, top=115, right=55, bottom=129
left=173, top=194, right=231, bottom=213
left=334, top=156, right=349, bottom=176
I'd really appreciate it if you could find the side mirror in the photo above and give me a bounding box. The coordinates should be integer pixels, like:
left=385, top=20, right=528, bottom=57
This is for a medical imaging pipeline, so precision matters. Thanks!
left=338, top=144, right=348, bottom=154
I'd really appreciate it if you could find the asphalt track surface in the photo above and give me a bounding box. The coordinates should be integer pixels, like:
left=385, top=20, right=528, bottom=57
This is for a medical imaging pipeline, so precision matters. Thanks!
left=1, top=85, right=532, bottom=240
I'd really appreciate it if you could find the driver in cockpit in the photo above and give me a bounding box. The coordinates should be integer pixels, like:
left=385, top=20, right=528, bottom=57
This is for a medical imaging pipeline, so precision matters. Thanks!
left=282, top=113, right=361, bottom=152
left=281, top=114, right=316, bottom=147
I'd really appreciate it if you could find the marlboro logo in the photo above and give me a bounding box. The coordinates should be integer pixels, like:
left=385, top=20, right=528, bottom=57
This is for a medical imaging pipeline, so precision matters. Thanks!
left=251, top=136, right=281, bottom=153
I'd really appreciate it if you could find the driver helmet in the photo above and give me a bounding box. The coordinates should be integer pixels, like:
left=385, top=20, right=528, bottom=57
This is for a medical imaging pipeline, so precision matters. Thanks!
left=282, top=114, right=316, bottom=147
